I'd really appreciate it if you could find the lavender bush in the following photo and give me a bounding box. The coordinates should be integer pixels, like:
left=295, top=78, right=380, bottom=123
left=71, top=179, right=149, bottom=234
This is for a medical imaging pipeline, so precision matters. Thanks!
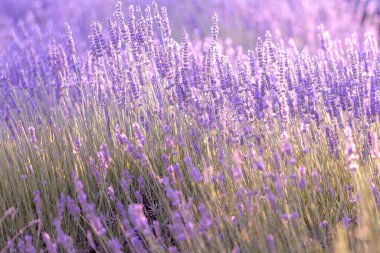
left=0, top=0, right=373, bottom=52
left=1, top=0, right=380, bottom=252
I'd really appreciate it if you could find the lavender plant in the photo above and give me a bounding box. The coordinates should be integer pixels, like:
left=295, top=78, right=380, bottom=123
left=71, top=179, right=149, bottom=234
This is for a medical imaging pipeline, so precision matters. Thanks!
left=0, top=1, right=380, bottom=253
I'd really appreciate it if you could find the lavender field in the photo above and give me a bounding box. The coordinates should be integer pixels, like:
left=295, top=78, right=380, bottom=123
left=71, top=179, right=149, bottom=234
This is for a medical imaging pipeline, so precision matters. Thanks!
left=1, top=0, right=380, bottom=252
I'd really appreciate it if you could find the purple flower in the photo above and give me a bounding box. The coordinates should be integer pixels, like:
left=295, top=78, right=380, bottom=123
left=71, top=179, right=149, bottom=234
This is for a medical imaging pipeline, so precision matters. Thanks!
left=165, top=135, right=175, bottom=149
left=57, top=193, right=66, bottom=219
left=138, top=176, right=145, bottom=189
left=217, top=172, right=225, bottom=192
left=27, top=165, right=34, bottom=175
left=131, top=236, right=147, bottom=253
left=66, top=196, right=81, bottom=221
left=24, top=235, right=35, bottom=253
left=342, top=213, right=350, bottom=229
left=97, top=143, right=112, bottom=172
left=161, top=7, right=171, bottom=39
left=173, top=163, right=185, bottom=182
left=133, top=122, right=145, bottom=147
left=190, top=165, right=203, bottom=183
left=89, top=157, right=102, bottom=184
left=108, top=185, right=116, bottom=201
left=122, top=169, right=133, bottom=184
left=73, top=138, right=82, bottom=154
left=326, top=184, right=335, bottom=199
left=299, top=167, right=307, bottom=189
left=17, top=238, right=25, bottom=253
left=64, top=23, right=76, bottom=56
left=281, top=132, right=292, bottom=156
left=169, top=246, right=179, bottom=253
left=42, top=232, right=58, bottom=253
left=232, top=166, right=243, bottom=182
left=28, top=127, right=37, bottom=144
left=90, top=21, right=106, bottom=58
left=53, top=219, right=76, bottom=253
left=289, top=211, right=300, bottom=220
left=275, top=177, right=284, bottom=197
left=121, top=178, right=130, bottom=196
left=231, top=216, right=238, bottom=225
left=266, top=193, right=279, bottom=212
left=128, top=204, right=150, bottom=234
left=115, top=126, right=137, bottom=157
left=108, top=238, right=123, bottom=253
left=135, top=190, right=143, bottom=203
left=370, top=181, right=380, bottom=206
left=7, top=238, right=15, bottom=253
left=211, top=13, right=219, bottom=45
left=75, top=180, right=106, bottom=236
left=266, top=234, right=276, bottom=253
left=374, top=166, right=379, bottom=177
left=254, top=159, right=265, bottom=171
left=163, top=180, right=182, bottom=207
left=33, top=190, right=42, bottom=218
left=320, top=220, right=328, bottom=228
left=170, top=212, right=187, bottom=241
left=197, top=204, right=212, bottom=234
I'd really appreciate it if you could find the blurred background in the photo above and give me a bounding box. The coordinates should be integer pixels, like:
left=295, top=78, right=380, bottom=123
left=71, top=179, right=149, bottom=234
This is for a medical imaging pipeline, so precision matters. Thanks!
left=0, top=0, right=379, bottom=52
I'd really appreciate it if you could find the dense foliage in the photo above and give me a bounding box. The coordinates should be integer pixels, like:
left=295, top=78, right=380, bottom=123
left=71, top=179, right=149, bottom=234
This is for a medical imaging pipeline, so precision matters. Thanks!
left=0, top=1, right=380, bottom=252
